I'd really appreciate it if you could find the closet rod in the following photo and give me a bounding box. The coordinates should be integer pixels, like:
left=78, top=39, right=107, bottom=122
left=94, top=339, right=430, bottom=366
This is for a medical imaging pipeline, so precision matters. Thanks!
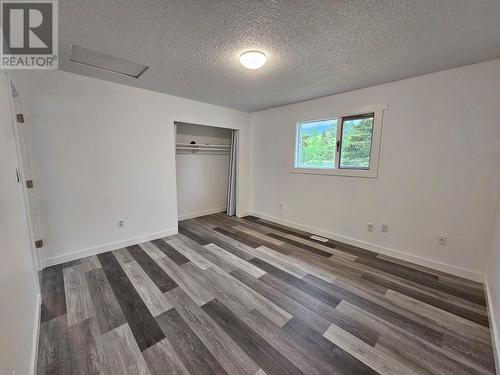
left=176, top=147, right=230, bottom=152
left=176, top=143, right=230, bottom=147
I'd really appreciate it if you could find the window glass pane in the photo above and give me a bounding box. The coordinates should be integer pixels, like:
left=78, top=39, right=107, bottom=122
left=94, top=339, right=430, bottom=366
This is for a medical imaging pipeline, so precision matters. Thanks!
left=296, top=119, right=337, bottom=169
left=340, top=115, right=374, bottom=169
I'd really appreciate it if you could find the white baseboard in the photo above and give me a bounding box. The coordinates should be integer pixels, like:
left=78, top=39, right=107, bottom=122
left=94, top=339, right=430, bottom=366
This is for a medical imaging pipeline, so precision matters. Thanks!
left=484, top=278, right=500, bottom=374
left=178, top=207, right=226, bottom=221
left=237, top=211, right=252, bottom=218
left=30, top=293, right=41, bottom=375
left=248, top=211, right=484, bottom=282
left=42, top=228, right=178, bottom=268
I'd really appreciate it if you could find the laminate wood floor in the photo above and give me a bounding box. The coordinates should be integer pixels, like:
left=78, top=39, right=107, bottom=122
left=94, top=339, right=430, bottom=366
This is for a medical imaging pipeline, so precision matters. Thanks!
left=37, top=213, right=497, bottom=375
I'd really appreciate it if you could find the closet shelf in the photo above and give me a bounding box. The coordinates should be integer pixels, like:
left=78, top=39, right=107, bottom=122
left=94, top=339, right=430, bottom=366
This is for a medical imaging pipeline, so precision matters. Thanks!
left=175, top=143, right=231, bottom=153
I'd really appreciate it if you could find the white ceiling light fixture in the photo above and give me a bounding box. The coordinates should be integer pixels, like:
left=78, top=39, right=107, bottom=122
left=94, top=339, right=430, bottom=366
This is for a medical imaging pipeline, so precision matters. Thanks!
left=239, top=50, right=267, bottom=70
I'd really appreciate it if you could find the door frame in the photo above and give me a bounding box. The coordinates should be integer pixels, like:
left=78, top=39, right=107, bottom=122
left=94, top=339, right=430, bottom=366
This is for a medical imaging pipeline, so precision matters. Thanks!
left=6, top=75, right=42, bottom=272
left=172, top=120, right=239, bottom=220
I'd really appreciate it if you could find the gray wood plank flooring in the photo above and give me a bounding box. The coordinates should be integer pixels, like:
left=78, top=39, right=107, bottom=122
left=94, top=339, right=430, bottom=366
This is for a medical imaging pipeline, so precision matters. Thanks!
left=37, top=213, right=497, bottom=374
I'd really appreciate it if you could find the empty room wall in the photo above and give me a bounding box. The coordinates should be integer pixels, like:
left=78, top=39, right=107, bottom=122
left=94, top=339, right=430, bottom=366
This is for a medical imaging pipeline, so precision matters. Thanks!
left=12, top=70, right=250, bottom=267
left=0, top=72, right=40, bottom=375
left=249, top=59, right=500, bottom=279
left=486, top=180, right=500, bottom=369
left=176, top=123, right=232, bottom=219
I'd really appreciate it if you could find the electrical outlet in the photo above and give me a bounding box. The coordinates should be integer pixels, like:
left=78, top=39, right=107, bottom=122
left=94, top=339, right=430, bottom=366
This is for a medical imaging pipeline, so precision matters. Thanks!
left=367, top=223, right=374, bottom=232
left=438, top=235, right=447, bottom=246
left=118, top=220, right=124, bottom=228
left=381, top=224, right=388, bottom=233
left=279, top=203, right=283, bottom=210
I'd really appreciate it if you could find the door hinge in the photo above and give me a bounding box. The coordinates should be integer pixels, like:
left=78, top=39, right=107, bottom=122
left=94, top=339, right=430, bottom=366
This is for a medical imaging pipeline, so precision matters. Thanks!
left=35, top=239, right=43, bottom=248
left=26, top=179, right=34, bottom=189
left=16, top=113, right=24, bottom=123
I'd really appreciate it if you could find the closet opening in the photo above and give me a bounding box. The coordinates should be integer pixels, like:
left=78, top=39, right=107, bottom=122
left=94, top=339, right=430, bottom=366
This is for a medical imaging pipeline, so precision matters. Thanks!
left=174, top=121, right=238, bottom=221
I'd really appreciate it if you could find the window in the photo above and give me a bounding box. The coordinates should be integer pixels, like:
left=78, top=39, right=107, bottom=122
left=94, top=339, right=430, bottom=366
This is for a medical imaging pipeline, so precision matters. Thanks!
left=339, top=113, right=374, bottom=170
left=295, top=118, right=338, bottom=169
left=293, top=107, right=384, bottom=177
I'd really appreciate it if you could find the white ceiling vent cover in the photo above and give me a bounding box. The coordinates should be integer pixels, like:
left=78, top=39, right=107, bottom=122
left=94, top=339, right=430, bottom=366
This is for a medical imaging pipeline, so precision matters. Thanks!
left=70, top=45, right=149, bottom=78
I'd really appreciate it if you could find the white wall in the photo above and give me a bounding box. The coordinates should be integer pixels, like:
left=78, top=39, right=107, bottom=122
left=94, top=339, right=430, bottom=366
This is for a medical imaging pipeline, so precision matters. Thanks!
left=13, top=70, right=250, bottom=267
left=250, top=59, right=500, bottom=280
left=0, top=72, right=40, bottom=375
left=176, top=123, right=232, bottom=219
left=486, top=179, right=500, bottom=371
left=11, top=60, right=500, bottom=277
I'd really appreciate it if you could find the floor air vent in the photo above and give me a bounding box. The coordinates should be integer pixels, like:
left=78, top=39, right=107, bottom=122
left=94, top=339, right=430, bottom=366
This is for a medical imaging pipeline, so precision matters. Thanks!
left=310, top=235, right=328, bottom=242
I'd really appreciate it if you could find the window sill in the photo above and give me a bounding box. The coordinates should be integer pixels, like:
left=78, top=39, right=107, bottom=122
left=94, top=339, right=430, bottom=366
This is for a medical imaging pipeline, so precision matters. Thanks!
left=290, top=167, right=378, bottom=178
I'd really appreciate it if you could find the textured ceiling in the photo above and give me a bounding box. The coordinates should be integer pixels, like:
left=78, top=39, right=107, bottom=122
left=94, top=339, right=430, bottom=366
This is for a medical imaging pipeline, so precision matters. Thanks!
left=58, top=0, right=500, bottom=112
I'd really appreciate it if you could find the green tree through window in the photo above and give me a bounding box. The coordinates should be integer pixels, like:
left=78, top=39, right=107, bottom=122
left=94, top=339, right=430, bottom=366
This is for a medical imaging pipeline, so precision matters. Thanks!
left=340, top=116, right=374, bottom=169
left=295, top=113, right=375, bottom=171
left=296, top=119, right=337, bottom=168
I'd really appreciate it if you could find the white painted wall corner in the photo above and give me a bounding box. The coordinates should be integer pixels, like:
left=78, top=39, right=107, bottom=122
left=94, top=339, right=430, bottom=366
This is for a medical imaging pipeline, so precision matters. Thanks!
left=485, top=277, right=500, bottom=374
left=30, top=293, right=41, bottom=375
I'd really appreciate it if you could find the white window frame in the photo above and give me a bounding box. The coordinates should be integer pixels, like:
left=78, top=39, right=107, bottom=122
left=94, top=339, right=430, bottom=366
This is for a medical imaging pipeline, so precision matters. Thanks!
left=291, top=103, right=387, bottom=178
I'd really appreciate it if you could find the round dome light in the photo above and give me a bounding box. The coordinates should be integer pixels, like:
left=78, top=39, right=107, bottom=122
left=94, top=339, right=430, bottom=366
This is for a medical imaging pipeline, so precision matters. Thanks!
left=239, top=50, right=267, bottom=70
